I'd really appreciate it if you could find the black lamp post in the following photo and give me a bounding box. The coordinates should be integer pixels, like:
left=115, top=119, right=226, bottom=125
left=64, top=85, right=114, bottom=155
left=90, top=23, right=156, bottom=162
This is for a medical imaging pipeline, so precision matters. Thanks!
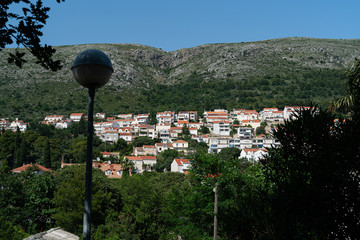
left=71, top=49, right=113, bottom=240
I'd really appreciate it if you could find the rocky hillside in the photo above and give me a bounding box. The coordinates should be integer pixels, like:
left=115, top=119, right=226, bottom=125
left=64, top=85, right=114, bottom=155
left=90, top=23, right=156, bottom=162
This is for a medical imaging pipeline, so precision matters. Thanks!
left=1, top=37, right=360, bottom=120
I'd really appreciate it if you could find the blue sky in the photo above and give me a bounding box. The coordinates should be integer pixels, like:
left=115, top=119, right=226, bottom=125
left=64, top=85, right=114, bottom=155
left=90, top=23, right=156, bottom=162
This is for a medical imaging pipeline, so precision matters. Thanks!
left=35, top=0, right=360, bottom=51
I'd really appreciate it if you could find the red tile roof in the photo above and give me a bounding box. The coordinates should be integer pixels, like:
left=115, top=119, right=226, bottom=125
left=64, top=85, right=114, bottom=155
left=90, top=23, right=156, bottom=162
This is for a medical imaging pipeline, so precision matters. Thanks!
left=174, top=158, right=190, bottom=165
left=12, top=164, right=52, bottom=173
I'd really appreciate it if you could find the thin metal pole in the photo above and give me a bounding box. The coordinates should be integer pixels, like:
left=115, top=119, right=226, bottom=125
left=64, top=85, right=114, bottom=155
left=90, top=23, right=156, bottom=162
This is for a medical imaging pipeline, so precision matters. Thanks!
left=214, top=182, right=218, bottom=240
left=83, top=88, right=95, bottom=240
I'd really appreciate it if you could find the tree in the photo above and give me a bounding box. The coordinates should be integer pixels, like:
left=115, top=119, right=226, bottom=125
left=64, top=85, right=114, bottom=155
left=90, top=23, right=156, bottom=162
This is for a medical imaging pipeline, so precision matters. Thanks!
left=331, top=58, right=360, bottom=112
left=154, top=149, right=179, bottom=172
left=22, top=172, right=55, bottom=234
left=217, top=147, right=241, bottom=162
left=255, top=125, right=266, bottom=135
left=53, top=165, right=122, bottom=235
left=181, top=124, right=190, bottom=137
left=43, top=138, right=51, bottom=168
left=0, top=172, right=26, bottom=229
left=263, top=107, right=360, bottom=239
left=168, top=152, right=270, bottom=239
left=1, top=0, right=64, bottom=71
left=198, top=125, right=210, bottom=134
left=17, top=136, right=27, bottom=167
left=132, top=136, right=158, bottom=148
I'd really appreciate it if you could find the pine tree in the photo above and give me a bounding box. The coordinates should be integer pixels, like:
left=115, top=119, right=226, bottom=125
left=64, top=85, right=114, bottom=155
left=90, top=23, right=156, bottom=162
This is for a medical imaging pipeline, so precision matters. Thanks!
left=43, top=138, right=51, bottom=168
left=17, top=137, right=27, bottom=167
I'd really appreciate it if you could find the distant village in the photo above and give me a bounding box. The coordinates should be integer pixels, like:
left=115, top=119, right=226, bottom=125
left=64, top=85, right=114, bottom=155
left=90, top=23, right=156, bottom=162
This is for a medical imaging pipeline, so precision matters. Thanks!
left=3, top=106, right=308, bottom=178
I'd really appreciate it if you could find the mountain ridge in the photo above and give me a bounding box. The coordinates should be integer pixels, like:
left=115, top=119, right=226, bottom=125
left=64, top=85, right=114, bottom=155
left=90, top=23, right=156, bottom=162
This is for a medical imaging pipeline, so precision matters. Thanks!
left=1, top=37, right=360, bottom=119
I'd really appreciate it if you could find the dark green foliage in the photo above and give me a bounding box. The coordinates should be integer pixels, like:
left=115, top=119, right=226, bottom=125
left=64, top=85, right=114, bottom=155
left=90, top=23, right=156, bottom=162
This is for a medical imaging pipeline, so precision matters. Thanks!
left=154, top=149, right=179, bottom=172
left=52, top=165, right=122, bottom=236
left=0, top=173, right=26, bottom=227
left=132, top=136, right=160, bottom=148
left=0, top=217, right=28, bottom=240
left=43, top=138, right=51, bottom=168
left=17, top=137, right=27, bottom=167
left=217, top=147, right=241, bottom=161
left=22, top=172, right=55, bottom=234
left=198, top=125, right=210, bottom=134
left=263, top=107, right=360, bottom=239
left=255, top=125, right=266, bottom=135
left=181, top=124, right=190, bottom=137
left=95, top=172, right=188, bottom=240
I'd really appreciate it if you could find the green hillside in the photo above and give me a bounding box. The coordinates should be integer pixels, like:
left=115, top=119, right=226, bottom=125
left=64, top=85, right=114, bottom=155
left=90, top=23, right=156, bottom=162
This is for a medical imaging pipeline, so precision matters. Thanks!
left=1, top=37, right=360, bottom=120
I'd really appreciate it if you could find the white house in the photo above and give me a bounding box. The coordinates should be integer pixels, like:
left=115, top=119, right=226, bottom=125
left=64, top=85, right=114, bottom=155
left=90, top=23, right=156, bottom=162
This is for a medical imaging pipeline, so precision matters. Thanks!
left=238, top=127, right=252, bottom=139
left=213, top=121, right=230, bottom=136
left=171, top=158, right=191, bottom=173
left=119, top=132, right=133, bottom=142
left=9, top=119, right=28, bottom=132
left=44, top=115, right=65, bottom=123
left=241, top=120, right=261, bottom=129
left=95, top=113, right=106, bottom=120
left=208, top=137, right=231, bottom=154
left=117, top=113, right=133, bottom=119
left=172, top=140, right=189, bottom=153
left=70, top=113, right=84, bottom=122
left=55, top=120, right=72, bottom=129
left=157, top=111, right=175, bottom=123
left=155, top=143, right=174, bottom=153
left=134, top=114, right=150, bottom=124
left=259, top=108, right=284, bottom=123
left=192, top=135, right=209, bottom=144
left=240, top=148, right=268, bottom=162
left=101, top=131, right=119, bottom=144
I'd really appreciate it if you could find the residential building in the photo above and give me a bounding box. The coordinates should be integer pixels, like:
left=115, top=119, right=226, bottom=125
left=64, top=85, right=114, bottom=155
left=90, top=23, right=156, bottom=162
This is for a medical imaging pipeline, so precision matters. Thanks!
left=241, top=119, right=261, bottom=129
left=116, top=113, right=133, bottom=119
left=238, top=127, right=252, bottom=139
left=155, top=143, right=173, bottom=153
left=192, top=135, right=209, bottom=144
left=213, top=121, right=230, bottom=136
left=157, top=111, right=175, bottom=123
left=124, top=156, right=157, bottom=173
left=55, top=120, right=72, bottom=129
left=95, top=113, right=106, bottom=119
left=143, top=145, right=157, bottom=155
left=12, top=164, right=52, bottom=174
left=44, top=115, right=65, bottom=123
left=172, top=140, right=189, bottom=153
left=101, top=131, right=119, bottom=144
left=259, top=108, right=284, bottom=123
left=134, top=114, right=150, bottom=124
left=171, top=158, right=191, bottom=173
left=9, top=119, right=28, bottom=132
left=119, top=132, right=133, bottom=142
left=208, top=137, right=231, bottom=154
left=70, top=113, right=84, bottom=122
left=239, top=148, right=268, bottom=162
left=0, top=120, right=10, bottom=130
left=283, top=106, right=311, bottom=120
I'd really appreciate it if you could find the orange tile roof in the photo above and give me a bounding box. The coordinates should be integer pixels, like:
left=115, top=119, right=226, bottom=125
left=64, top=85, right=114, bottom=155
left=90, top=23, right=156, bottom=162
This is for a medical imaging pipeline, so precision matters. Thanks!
left=174, top=159, right=190, bottom=165
left=143, top=145, right=156, bottom=148
left=12, top=164, right=52, bottom=173
left=243, top=148, right=268, bottom=153
left=173, top=140, right=188, bottom=143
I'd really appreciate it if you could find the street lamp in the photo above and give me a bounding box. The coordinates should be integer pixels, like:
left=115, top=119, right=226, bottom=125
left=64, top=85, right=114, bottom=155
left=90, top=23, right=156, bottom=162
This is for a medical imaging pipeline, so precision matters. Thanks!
left=71, top=49, right=113, bottom=240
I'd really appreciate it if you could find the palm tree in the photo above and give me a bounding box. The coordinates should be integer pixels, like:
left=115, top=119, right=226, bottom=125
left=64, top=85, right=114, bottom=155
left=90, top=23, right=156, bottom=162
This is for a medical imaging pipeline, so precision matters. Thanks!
left=331, top=58, right=360, bottom=112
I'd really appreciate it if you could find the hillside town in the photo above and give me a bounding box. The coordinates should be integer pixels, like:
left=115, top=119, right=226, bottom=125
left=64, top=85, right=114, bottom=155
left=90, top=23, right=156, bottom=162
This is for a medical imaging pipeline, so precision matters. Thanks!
left=2, top=106, right=309, bottom=177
